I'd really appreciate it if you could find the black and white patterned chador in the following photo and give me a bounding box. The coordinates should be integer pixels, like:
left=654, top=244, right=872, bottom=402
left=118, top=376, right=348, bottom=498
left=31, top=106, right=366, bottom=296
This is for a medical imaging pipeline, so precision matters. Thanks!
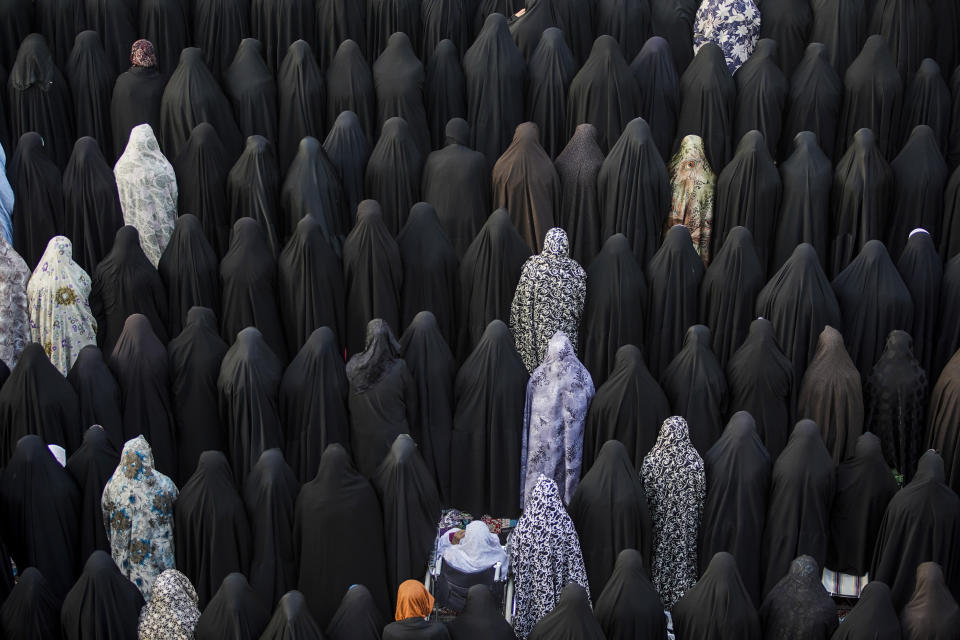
left=510, top=227, right=587, bottom=374
left=509, top=474, right=591, bottom=640
left=641, top=416, right=706, bottom=609
left=138, top=569, right=201, bottom=639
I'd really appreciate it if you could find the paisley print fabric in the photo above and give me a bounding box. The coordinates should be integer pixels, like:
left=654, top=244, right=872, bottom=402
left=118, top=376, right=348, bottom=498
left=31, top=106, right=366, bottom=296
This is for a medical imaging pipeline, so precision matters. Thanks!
left=138, top=569, right=201, bottom=639
left=130, top=39, right=158, bottom=68
left=114, top=124, right=178, bottom=267
left=26, top=236, right=97, bottom=376
left=102, top=435, right=179, bottom=600
left=509, top=475, right=591, bottom=639
left=0, top=239, right=31, bottom=370
left=521, top=332, right=595, bottom=508
left=693, top=0, right=762, bottom=74
left=0, top=144, right=14, bottom=246
left=668, top=135, right=716, bottom=264
left=509, top=228, right=587, bottom=373
left=641, top=416, right=706, bottom=609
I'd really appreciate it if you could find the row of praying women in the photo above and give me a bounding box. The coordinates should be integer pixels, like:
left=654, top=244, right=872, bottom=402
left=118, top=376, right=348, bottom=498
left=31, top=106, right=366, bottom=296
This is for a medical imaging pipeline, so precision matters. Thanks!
left=1, top=0, right=958, bottom=77
left=3, top=6, right=960, bottom=265
left=0, top=125, right=953, bottom=632
left=3, top=192, right=959, bottom=493
left=2, top=409, right=960, bottom=640
left=2, top=0, right=959, bottom=167
left=0, top=425, right=439, bottom=638
left=0, top=0, right=957, bottom=637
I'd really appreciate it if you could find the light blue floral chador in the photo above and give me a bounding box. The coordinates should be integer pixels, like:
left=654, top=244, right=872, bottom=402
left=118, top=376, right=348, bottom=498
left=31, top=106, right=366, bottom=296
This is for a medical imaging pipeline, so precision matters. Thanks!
left=520, top=331, right=595, bottom=508
left=694, top=0, right=762, bottom=74
left=102, top=435, right=178, bottom=599
left=0, top=143, right=14, bottom=245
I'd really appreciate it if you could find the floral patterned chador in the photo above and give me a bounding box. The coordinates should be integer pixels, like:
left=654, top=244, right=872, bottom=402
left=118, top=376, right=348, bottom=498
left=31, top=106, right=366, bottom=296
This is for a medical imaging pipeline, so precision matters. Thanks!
left=138, top=569, right=201, bottom=638
left=0, top=239, right=31, bottom=370
left=113, top=124, right=177, bottom=267
left=509, top=475, right=591, bottom=639
left=102, top=435, right=178, bottom=599
left=26, top=235, right=97, bottom=375
left=668, top=135, right=716, bottom=264
left=510, top=228, right=587, bottom=373
left=693, top=0, right=762, bottom=74
left=520, top=331, right=595, bottom=507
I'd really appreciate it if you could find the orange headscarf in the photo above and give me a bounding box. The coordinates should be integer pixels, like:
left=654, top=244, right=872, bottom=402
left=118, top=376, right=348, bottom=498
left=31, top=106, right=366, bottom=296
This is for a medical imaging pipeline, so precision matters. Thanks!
left=394, top=580, right=434, bottom=621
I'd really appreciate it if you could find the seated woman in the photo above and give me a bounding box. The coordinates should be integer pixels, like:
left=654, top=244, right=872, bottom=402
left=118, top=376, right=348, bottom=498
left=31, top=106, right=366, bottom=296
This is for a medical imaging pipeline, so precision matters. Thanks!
left=382, top=580, right=451, bottom=639
left=440, top=521, right=509, bottom=575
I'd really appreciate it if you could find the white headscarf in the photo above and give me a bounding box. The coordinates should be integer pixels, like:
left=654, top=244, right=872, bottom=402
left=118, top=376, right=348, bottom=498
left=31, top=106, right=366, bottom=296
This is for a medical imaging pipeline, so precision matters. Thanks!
left=442, top=520, right=508, bottom=574
left=48, top=443, right=67, bottom=466
left=114, top=124, right=177, bottom=267
left=0, top=239, right=31, bottom=370
left=26, top=236, right=97, bottom=376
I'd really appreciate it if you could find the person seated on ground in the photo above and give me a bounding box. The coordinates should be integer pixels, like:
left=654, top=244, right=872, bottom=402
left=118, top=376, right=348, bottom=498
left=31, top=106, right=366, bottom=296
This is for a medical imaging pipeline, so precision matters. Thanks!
left=383, top=580, right=452, bottom=639
left=440, top=520, right=509, bottom=574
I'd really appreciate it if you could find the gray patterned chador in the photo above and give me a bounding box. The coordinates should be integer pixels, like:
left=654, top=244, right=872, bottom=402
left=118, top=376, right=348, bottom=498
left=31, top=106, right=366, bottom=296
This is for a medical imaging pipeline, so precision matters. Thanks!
left=520, top=331, right=595, bottom=508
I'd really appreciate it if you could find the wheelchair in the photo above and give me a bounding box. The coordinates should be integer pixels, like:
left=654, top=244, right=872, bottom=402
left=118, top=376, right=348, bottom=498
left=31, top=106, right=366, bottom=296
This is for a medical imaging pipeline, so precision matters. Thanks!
left=423, top=525, right=515, bottom=622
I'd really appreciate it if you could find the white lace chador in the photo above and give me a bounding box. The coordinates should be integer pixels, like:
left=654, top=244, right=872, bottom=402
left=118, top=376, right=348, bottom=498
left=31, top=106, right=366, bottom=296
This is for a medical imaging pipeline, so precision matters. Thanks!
left=26, top=236, right=97, bottom=375
left=114, top=124, right=177, bottom=267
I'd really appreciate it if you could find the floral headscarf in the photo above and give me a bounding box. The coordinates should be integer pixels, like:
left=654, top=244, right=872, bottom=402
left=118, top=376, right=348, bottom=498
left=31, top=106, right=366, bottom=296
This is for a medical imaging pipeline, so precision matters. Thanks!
left=114, top=124, right=177, bottom=267
left=102, top=435, right=178, bottom=599
left=667, top=135, right=716, bottom=264
left=693, top=0, right=762, bottom=74
left=26, top=236, right=97, bottom=375
left=138, top=569, right=201, bottom=639
left=641, top=416, right=706, bottom=609
left=0, top=239, right=31, bottom=370
left=130, top=39, right=157, bottom=68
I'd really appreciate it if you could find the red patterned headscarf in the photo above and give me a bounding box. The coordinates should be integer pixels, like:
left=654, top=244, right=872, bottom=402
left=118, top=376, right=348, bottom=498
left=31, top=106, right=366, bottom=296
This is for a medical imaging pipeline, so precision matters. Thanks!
left=130, top=39, right=157, bottom=68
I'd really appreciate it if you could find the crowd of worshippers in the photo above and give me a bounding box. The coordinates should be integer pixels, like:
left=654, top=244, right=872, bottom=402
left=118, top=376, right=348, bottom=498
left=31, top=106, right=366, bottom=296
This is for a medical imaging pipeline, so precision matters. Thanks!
left=0, top=0, right=960, bottom=638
